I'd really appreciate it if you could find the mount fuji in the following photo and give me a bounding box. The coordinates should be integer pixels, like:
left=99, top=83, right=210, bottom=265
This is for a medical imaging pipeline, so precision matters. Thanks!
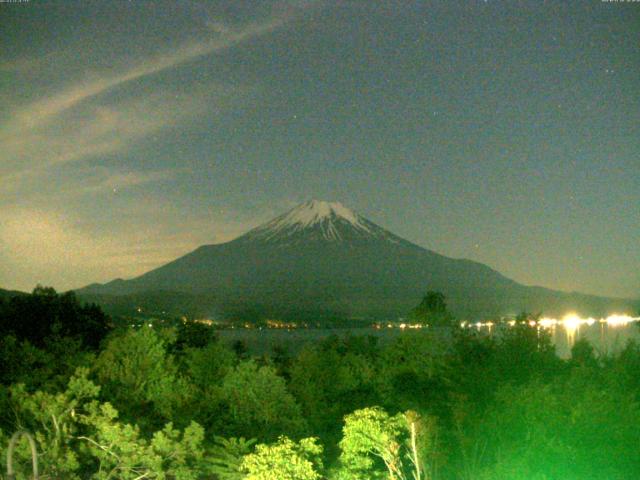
left=77, top=200, right=635, bottom=321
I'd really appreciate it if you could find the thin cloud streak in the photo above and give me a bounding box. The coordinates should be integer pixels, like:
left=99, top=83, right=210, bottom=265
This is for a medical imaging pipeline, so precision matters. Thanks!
left=0, top=3, right=319, bottom=291
left=0, top=83, right=241, bottom=199
left=5, top=15, right=289, bottom=132
left=0, top=10, right=293, bottom=182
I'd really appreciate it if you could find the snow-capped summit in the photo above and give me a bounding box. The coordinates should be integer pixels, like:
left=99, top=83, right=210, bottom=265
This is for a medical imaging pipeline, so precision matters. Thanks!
left=243, top=200, right=387, bottom=243
left=77, top=200, right=632, bottom=322
left=269, top=200, right=370, bottom=232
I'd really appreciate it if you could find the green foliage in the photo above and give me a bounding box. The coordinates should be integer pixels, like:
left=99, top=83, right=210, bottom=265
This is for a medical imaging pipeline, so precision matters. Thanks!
left=570, top=337, right=598, bottom=368
left=217, top=360, right=306, bottom=441
left=337, top=407, right=400, bottom=479
left=3, top=368, right=206, bottom=480
left=377, top=334, right=450, bottom=412
left=240, top=435, right=324, bottom=480
left=174, top=342, right=237, bottom=434
left=492, top=322, right=560, bottom=385
left=606, top=340, right=640, bottom=401
left=410, top=291, right=454, bottom=327
left=183, top=341, right=236, bottom=389
left=173, top=319, right=218, bottom=350
left=6, top=370, right=98, bottom=479
left=207, top=436, right=257, bottom=480
left=336, top=406, right=435, bottom=480
left=0, top=335, right=55, bottom=388
left=288, top=338, right=380, bottom=442
left=0, top=286, right=110, bottom=350
left=79, top=412, right=205, bottom=480
left=3, top=294, right=640, bottom=480
left=94, top=327, right=193, bottom=428
left=466, top=367, right=640, bottom=479
left=0, top=288, right=104, bottom=396
left=477, top=383, right=573, bottom=479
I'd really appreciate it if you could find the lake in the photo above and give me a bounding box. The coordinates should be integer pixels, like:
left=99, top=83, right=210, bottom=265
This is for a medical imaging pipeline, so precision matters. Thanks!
left=217, top=315, right=640, bottom=359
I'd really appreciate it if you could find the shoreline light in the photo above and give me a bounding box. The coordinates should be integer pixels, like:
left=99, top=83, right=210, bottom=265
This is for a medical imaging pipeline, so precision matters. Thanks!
left=459, top=314, right=639, bottom=331
left=604, top=314, right=637, bottom=327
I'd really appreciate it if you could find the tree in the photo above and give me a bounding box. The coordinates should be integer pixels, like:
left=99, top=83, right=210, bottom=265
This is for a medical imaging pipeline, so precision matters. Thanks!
left=0, top=334, right=65, bottom=388
left=410, top=291, right=454, bottom=327
left=207, top=436, right=256, bottom=480
left=0, top=286, right=110, bottom=350
left=217, top=360, right=306, bottom=441
left=240, top=436, right=323, bottom=480
left=288, top=342, right=380, bottom=440
left=377, top=334, right=449, bottom=413
left=176, top=341, right=237, bottom=431
left=492, top=322, right=560, bottom=385
left=471, top=367, right=640, bottom=480
left=94, top=327, right=192, bottom=429
left=514, top=311, right=541, bottom=324
left=183, top=341, right=236, bottom=390
left=336, top=407, right=437, bottom=480
left=173, top=320, right=218, bottom=351
left=570, top=337, right=598, bottom=368
left=3, top=368, right=207, bottom=479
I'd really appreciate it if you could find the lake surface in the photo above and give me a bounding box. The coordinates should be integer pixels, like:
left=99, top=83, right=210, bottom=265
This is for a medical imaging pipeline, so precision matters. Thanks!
left=535, top=320, right=640, bottom=358
left=217, top=326, right=429, bottom=356
left=217, top=318, right=640, bottom=359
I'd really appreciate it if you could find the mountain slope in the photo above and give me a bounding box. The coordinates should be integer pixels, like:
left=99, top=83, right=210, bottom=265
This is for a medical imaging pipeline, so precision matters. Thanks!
left=77, top=201, right=636, bottom=320
left=0, top=288, right=26, bottom=301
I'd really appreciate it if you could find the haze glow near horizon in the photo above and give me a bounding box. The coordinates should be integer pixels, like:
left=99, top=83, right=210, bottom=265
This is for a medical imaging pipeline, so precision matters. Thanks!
left=0, top=1, right=638, bottom=299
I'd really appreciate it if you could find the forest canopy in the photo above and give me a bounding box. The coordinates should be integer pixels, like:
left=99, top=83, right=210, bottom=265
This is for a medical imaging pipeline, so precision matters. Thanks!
left=1, top=288, right=640, bottom=479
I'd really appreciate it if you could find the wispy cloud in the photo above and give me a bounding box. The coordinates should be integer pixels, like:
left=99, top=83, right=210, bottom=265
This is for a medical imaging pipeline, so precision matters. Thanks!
left=3, top=14, right=288, bottom=132
left=0, top=84, right=236, bottom=198
left=0, top=11, right=288, bottom=182
left=0, top=3, right=315, bottom=291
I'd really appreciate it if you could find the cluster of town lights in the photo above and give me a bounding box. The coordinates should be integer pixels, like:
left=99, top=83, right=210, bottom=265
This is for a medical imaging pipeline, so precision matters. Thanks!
left=461, top=314, right=640, bottom=330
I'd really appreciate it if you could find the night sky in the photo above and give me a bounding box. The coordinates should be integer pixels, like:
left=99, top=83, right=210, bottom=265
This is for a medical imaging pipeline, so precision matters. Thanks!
left=1, top=1, right=638, bottom=298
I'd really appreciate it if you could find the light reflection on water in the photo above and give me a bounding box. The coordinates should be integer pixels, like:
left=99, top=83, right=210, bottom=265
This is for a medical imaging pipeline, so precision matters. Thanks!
left=468, top=314, right=640, bottom=358
left=216, top=315, right=640, bottom=358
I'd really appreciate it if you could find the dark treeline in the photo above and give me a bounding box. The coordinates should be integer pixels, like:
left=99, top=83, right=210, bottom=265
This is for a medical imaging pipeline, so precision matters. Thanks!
left=1, top=287, right=640, bottom=479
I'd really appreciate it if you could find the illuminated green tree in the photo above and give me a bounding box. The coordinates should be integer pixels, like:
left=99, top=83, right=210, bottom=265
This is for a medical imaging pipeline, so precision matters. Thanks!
left=335, top=407, right=436, bottom=480
left=3, top=368, right=206, bottom=479
left=240, top=436, right=323, bottom=480
left=492, top=322, right=559, bottom=385
left=217, top=360, right=306, bottom=440
left=180, top=341, right=236, bottom=429
left=94, top=327, right=193, bottom=428
left=207, top=436, right=256, bottom=480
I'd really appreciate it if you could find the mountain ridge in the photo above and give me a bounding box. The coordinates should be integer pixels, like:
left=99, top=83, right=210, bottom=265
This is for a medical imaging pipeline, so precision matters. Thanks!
left=0, top=288, right=27, bottom=301
left=77, top=200, right=638, bottom=321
